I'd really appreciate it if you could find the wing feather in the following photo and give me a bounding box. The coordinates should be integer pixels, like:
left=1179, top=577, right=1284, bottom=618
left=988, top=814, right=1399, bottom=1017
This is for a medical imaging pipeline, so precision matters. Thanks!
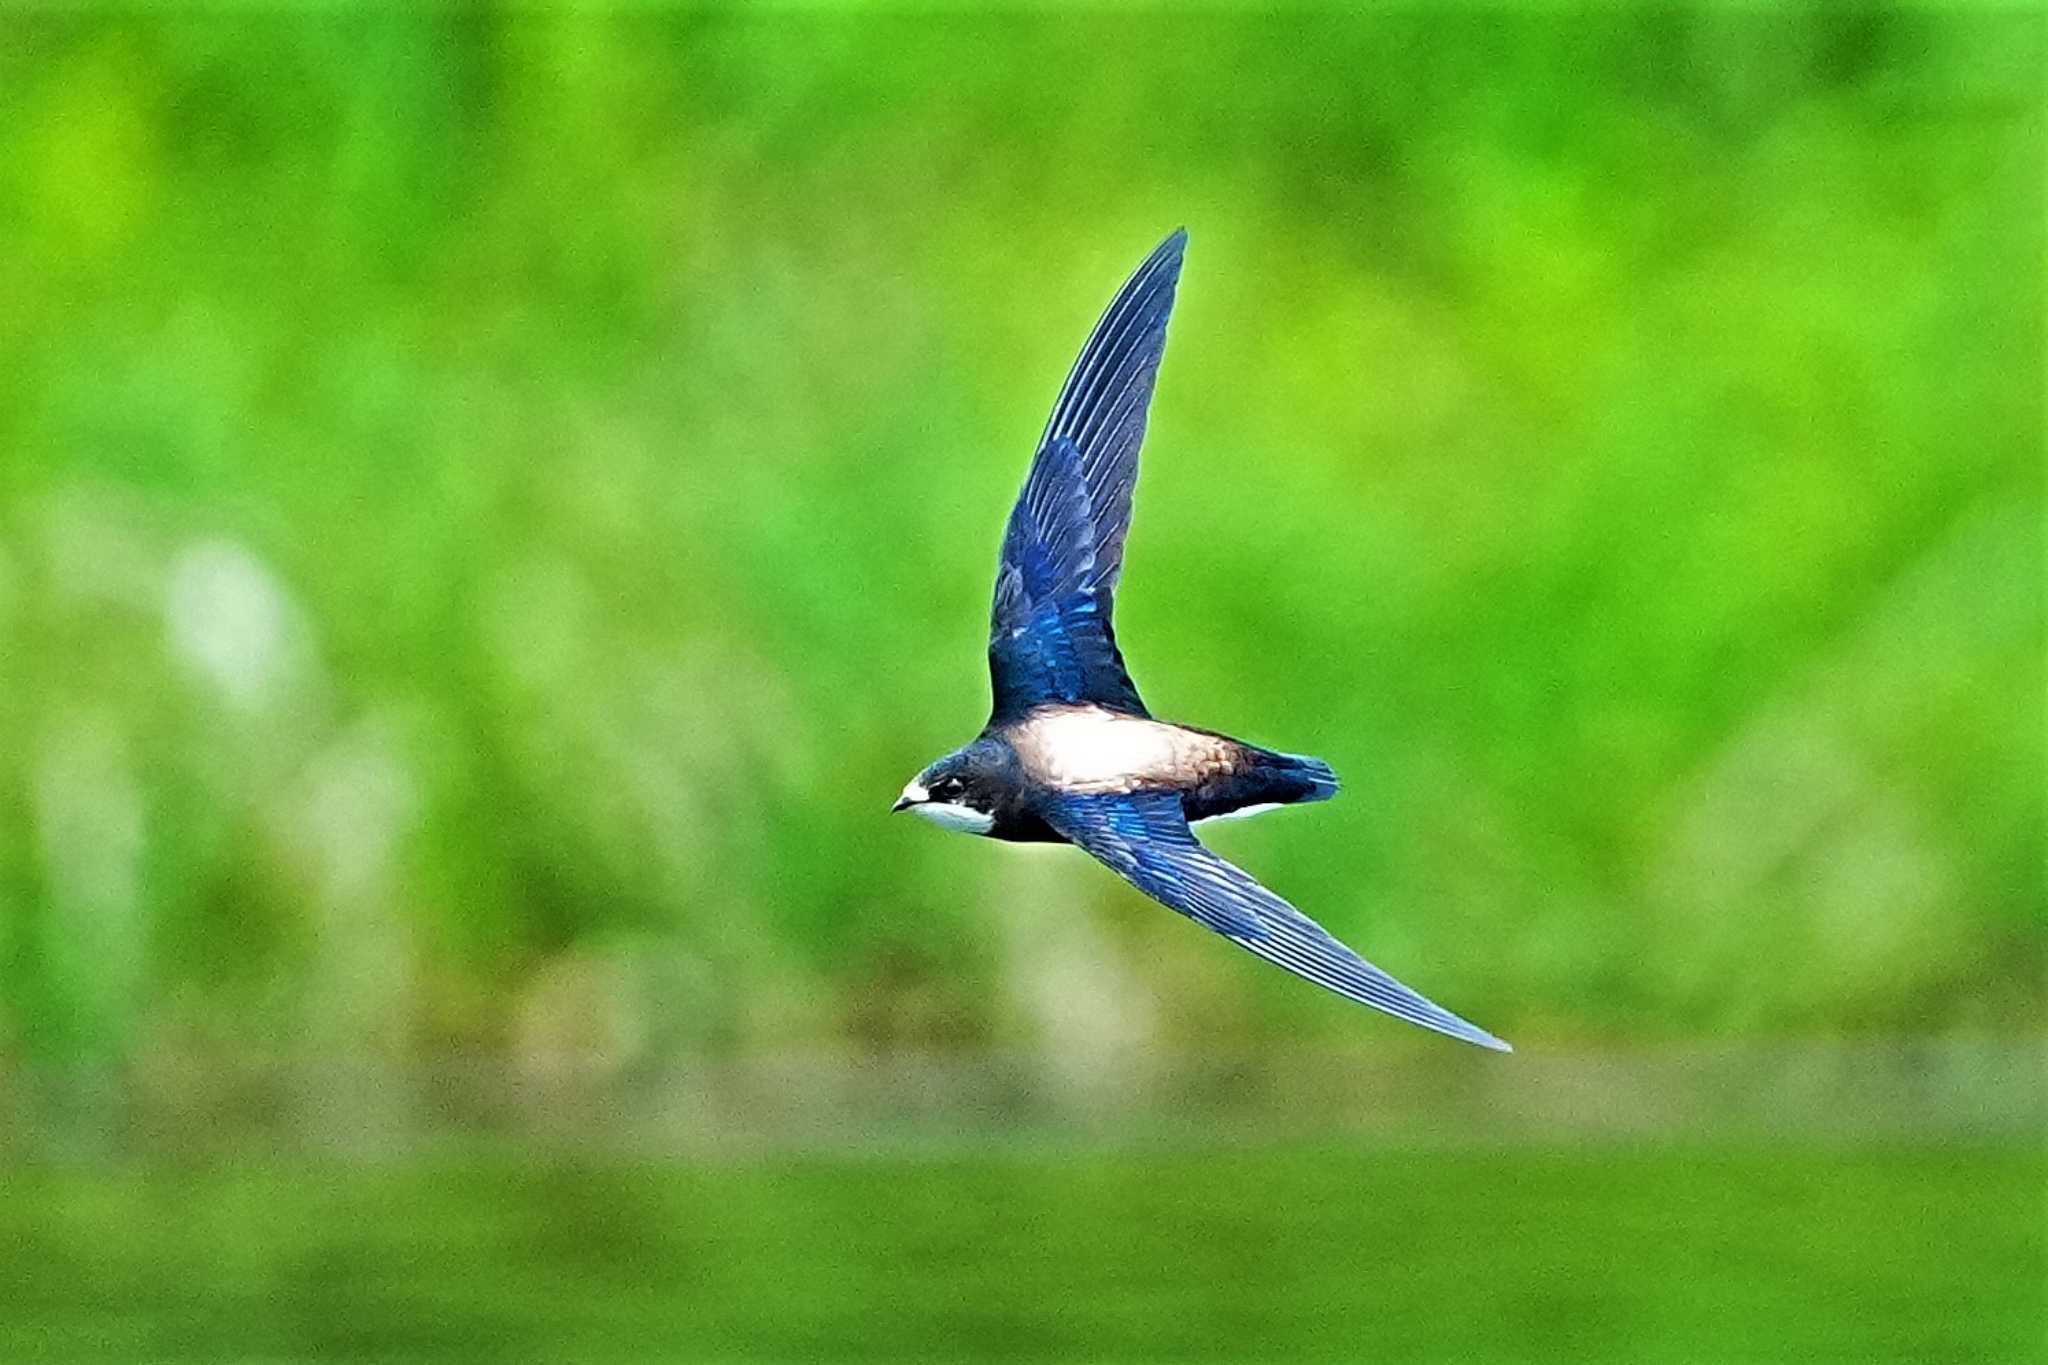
left=1040, top=791, right=1512, bottom=1052
left=988, top=230, right=1186, bottom=722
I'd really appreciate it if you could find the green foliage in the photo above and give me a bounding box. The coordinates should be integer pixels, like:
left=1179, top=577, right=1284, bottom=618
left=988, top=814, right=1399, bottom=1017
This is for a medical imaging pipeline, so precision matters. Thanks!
left=1, top=1142, right=2041, bottom=1361
left=0, top=10, right=2041, bottom=1063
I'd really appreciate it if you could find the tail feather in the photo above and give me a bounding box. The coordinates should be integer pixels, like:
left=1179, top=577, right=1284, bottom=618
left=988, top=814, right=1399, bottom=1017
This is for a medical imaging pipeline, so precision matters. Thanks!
left=1185, top=743, right=1341, bottom=824
left=1277, top=752, right=1340, bottom=803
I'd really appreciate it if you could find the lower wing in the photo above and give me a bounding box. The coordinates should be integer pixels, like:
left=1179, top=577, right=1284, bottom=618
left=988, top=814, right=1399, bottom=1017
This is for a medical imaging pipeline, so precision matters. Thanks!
left=1038, top=791, right=1511, bottom=1051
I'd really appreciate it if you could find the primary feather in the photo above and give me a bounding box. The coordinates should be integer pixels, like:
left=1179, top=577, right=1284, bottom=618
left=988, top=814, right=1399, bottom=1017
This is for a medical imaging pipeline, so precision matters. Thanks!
left=988, top=230, right=1186, bottom=723
left=1041, top=791, right=1512, bottom=1052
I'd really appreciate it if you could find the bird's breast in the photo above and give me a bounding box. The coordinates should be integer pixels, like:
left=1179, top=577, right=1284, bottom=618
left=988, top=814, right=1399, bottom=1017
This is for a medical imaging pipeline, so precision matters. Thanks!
left=1009, top=704, right=1236, bottom=794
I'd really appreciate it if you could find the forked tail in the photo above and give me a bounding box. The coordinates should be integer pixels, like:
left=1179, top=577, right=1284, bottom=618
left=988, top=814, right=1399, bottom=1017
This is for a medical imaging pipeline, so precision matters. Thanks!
left=1274, top=751, right=1340, bottom=804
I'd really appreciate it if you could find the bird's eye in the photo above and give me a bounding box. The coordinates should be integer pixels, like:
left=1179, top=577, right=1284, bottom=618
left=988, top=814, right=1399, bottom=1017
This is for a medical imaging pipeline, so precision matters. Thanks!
left=933, top=777, right=961, bottom=799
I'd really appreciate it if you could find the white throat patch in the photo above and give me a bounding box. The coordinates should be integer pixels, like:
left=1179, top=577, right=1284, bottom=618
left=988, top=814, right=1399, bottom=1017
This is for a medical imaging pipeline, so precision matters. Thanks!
left=910, top=800, right=995, bottom=835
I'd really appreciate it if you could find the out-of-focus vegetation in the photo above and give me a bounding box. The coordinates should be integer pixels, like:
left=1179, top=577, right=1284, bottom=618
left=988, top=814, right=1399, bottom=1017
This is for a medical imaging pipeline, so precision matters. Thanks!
left=4, top=11, right=2039, bottom=1077
left=1, top=11, right=2042, bottom=1364
left=3, top=1142, right=2042, bottom=1362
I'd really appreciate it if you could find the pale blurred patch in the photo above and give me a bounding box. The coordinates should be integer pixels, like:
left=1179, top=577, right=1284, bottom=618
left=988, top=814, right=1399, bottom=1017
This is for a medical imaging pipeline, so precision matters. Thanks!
left=992, top=852, right=1162, bottom=1110
left=482, top=551, right=805, bottom=962
left=277, top=720, right=419, bottom=1043
left=514, top=946, right=648, bottom=1107
left=1647, top=502, right=2034, bottom=1025
left=35, top=488, right=163, bottom=612
left=1650, top=706, right=1956, bottom=1024
left=31, top=711, right=146, bottom=1049
left=0, top=535, right=17, bottom=625
left=165, top=539, right=314, bottom=715
left=262, top=719, right=421, bottom=1151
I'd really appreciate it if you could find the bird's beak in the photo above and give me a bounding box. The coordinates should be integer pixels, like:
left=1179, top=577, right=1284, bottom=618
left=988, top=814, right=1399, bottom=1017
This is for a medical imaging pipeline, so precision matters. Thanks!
left=890, top=796, right=914, bottom=813
left=891, top=782, right=928, bottom=813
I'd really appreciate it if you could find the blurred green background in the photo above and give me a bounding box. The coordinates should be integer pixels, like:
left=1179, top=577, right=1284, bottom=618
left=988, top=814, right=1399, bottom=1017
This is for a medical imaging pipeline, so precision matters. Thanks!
left=1, top=8, right=2042, bottom=1363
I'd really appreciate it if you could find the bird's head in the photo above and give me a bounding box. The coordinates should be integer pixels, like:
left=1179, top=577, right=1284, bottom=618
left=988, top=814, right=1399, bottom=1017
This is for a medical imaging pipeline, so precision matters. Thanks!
left=892, top=746, right=1004, bottom=835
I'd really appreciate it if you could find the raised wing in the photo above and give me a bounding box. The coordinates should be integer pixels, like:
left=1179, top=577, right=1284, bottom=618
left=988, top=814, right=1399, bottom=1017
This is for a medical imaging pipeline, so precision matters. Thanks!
left=989, top=229, right=1186, bottom=723
left=1040, top=791, right=1512, bottom=1051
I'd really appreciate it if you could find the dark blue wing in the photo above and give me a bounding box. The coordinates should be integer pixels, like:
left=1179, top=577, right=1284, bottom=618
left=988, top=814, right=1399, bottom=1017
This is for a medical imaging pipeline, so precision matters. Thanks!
left=989, top=230, right=1186, bottom=722
left=1040, top=792, right=1512, bottom=1052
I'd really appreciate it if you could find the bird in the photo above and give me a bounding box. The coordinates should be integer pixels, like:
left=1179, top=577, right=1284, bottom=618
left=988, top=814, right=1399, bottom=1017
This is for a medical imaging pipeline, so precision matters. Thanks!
left=892, top=229, right=1510, bottom=1052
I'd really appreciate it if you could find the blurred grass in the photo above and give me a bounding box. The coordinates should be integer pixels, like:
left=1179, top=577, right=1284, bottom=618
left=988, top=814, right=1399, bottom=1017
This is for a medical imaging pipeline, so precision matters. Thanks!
left=0, top=10, right=2041, bottom=1070
left=1, top=1141, right=2041, bottom=1363
left=0, top=13, right=2041, bottom=1365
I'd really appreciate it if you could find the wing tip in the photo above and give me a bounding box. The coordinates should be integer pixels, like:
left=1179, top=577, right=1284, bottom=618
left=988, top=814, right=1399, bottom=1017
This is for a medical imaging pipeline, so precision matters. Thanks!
left=1152, top=226, right=1188, bottom=275
left=1427, top=1010, right=1513, bottom=1054
left=1123, top=228, right=1185, bottom=287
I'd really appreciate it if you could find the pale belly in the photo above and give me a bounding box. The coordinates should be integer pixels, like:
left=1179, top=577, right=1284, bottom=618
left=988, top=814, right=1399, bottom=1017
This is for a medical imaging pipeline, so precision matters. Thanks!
left=1009, top=704, right=1238, bottom=794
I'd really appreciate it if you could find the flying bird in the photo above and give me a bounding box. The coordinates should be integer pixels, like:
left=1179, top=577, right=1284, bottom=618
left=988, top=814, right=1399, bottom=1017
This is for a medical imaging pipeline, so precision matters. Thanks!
left=893, top=230, right=1509, bottom=1052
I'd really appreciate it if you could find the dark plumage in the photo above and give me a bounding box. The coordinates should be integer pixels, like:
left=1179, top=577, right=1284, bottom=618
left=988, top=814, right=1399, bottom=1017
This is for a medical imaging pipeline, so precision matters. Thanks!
left=894, top=230, right=1509, bottom=1052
